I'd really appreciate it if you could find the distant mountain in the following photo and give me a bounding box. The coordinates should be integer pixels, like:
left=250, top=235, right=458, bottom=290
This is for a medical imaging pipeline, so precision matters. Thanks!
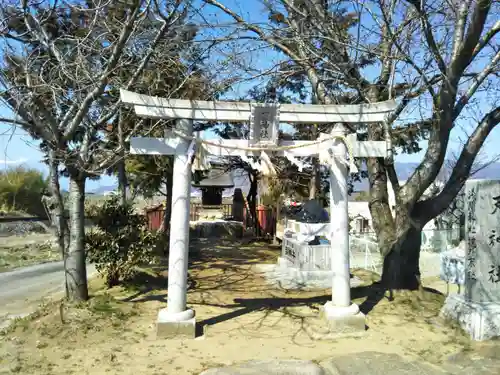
left=86, top=171, right=247, bottom=198
left=88, top=185, right=117, bottom=195
left=397, top=161, right=500, bottom=181
left=86, top=162, right=500, bottom=196
left=352, top=162, right=500, bottom=192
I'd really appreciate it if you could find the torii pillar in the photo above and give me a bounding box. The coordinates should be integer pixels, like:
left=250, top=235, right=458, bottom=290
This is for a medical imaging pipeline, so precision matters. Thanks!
left=156, top=118, right=196, bottom=338
left=323, top=124, right=366, bottom=331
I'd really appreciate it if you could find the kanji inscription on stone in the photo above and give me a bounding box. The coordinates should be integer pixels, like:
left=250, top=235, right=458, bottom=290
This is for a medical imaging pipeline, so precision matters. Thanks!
left=464, top=180, right=500, bottom=303
left=250, top=103, right=280, bottom=147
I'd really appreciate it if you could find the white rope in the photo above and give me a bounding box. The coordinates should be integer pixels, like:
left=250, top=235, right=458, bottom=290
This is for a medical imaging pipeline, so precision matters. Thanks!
left=171, top=129, right=356, bottom=166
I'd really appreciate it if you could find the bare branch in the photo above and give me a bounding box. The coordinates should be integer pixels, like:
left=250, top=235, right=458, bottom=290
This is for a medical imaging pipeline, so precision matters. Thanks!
left=61, top=3, right=143, bottom=140
left=472, top=20, right=500, bottom=60
left=421, top=105, right=500, bottom=218
left=405, top=0, right=447, bottom=74
left=454, top=49, right=500, bottom=119
left=203, top=0, right=304, bottom=62
left=95, top=16, right=174, bottom=127
left=0, top=117, right=29, bottom=127
left=449, top=0, right=493, bottom=78
left=452, top=1, right=472, bottom=60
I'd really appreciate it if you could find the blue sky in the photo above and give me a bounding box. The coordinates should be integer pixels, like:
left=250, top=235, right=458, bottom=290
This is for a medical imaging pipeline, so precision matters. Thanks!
left=0, top=0, right=498, bottom=191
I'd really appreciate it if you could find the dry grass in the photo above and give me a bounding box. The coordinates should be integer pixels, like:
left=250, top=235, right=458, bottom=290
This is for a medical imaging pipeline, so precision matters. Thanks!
left=0, top=234, right=59, bottom=272
left=0, top=240, right=494, bottom=375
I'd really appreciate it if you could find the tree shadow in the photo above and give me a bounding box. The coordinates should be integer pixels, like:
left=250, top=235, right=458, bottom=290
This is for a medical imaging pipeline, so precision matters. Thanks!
left=120, top=240, right=278, bottom=304
left=122, top=261, right=265, bottom=303
left=119, top=239, right=439, bottom=335
left=195, top=283, right=383, bottom=332
left=121, top=268, right=442, bottom=338
left=357, top=282, right=387, bottom=315
left=356, top=282, right=445, bottom=315
left=422, top=286, right=445, bottom=296
left=120, top=270, right=169, bottom=303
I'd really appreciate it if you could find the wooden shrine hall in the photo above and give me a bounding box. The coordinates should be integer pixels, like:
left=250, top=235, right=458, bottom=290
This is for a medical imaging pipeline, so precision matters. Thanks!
left=192, top=165, right=234, bottom=206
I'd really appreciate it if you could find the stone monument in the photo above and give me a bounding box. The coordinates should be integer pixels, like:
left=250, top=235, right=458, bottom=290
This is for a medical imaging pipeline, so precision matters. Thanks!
left=441, top=179, right=500, bottom=340
left=231, top=188, right=245, bottom=221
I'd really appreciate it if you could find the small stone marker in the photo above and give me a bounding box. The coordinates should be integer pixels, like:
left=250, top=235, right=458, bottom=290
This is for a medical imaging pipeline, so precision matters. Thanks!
left=441, top=179, right=500, bottom=341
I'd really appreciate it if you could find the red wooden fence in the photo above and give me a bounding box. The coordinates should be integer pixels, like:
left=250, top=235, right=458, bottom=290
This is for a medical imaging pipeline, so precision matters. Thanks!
left=145, top=203, right=276, bottom=238
left=145, top=203, right=232, bottom=231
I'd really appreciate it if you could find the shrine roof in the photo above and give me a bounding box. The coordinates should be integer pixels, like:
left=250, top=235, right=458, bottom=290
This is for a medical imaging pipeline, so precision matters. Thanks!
left=192, top=169, right=234, bottom=188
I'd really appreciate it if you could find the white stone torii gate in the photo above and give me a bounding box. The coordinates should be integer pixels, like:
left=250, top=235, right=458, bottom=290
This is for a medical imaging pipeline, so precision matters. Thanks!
left=120, top=89, right=396, bottom=338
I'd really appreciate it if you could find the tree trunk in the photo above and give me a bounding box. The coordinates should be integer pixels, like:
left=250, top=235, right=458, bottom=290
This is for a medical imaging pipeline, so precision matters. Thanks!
left=117, top=160, right=127, bottom=206
left=273, top=195, right=282, bottom=244
left=159, top=172, right=173, bottom=233
left=366, top=131, right=423, bottom=291
left=247, top=170, right=259, bottom=235
left=44, top=152, right=70, bottom=297
left=117, top=110, right=128, bottom=206
left=49, top=165, right=69, bottom=255
left=380, top=225, right=423, bottom=290
left=308, top=159, right=321, bottom=200
left=308, top=124, right=321, bottom=200
left=65, top=174, right=89, bottom=301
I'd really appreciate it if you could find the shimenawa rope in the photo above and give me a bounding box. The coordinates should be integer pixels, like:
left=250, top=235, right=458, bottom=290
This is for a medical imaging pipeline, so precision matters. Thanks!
left=171, top=129, right=356, bottom=172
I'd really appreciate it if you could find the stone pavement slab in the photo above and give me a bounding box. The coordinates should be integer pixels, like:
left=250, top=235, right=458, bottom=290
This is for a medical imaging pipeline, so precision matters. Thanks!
left=200, top=360, right=324, bottom=375
left=442, top=346, right=500, bottom=375
left=319, top=352, right=447, bottom=375
left=199, top=352, right=450, bottom=375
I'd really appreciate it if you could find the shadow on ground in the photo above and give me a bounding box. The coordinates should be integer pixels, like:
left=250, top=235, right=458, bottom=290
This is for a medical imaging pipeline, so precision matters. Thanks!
left=194, top=284, right=382, bottom=327
left=120, top=239, right=447, bottom=337
left=121, top=239, right=279, bottom=304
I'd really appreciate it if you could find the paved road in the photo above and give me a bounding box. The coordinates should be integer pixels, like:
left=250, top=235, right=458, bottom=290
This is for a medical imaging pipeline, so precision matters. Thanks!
left=0, top=261, right=96, bottom=329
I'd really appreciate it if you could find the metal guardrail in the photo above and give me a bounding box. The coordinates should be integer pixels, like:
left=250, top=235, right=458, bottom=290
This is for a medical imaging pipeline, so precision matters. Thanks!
left=281, top=232, right=381, bottom=272
left=350, top=235, right=380, bottom=271
left=0, top=216, right=48, bottom=223
left=0, top=216, right=97, bottom=223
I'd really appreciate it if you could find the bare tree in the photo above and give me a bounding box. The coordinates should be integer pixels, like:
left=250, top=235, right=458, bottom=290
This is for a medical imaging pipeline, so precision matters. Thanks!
left=202, top=0, right=500, bottom=290
left=0, top=0, right=198, bottom=300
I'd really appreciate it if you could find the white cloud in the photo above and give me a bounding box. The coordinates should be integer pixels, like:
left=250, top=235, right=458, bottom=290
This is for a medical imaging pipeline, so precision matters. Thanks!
left=0, top=158, right=28, bottom=165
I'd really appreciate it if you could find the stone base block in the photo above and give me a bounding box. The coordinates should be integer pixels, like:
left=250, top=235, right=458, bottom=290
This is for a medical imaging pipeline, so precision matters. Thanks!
left=321, top=302, right=366, bottom=333
left=324, top=311, right=366, bottom=332
left=157, top=317, right=196, bottom=339
left=440, top=293, right=500, bottom=341
left=156, top=308, right=196, bottom=339
left=277, top=257, right=334, bottom=281
left=190, top=220, right=244, bottom=239
left=272, top=257, right=364, bottom=289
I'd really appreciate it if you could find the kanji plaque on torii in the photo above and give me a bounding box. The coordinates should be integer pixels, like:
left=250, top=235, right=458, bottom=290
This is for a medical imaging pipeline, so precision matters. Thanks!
left=120, top=88, right=396, bottom=339
left=250, top=103, right=280, bottom=147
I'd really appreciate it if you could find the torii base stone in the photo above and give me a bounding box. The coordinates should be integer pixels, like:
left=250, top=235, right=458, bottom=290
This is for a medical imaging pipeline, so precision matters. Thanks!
left=157, top=312, right=196, bottom=339
left=322, top=303, right=366, bottom=333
